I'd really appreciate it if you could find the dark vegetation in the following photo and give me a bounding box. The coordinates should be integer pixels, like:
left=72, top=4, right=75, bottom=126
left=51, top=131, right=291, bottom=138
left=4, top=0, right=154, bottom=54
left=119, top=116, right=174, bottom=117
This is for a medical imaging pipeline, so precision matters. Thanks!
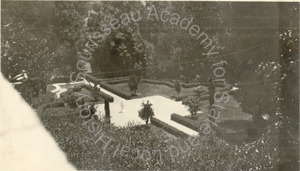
left=1, top=1, right=299, bottom=170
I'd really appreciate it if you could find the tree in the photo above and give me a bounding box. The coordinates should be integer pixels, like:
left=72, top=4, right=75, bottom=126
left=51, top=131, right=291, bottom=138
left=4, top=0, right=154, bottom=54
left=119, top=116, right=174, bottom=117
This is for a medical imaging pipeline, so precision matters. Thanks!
left=174, top=80, right=181, bottom=96
left=208, top=77, right=216, bottom=109
left=128, top=74, right=139, bottom=96
left=183, top=86, right=207, bottom=117
left=277, top=27, right=299, bottom=170
left=138, top=100, right=154, bottom=126
left=1, top=1, right=74, bottom=97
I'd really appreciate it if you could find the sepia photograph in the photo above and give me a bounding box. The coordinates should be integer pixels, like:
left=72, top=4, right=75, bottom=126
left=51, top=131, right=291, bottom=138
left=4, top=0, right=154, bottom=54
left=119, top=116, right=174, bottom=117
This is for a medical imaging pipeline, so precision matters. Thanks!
left=0, top=0, right=299, bottom=170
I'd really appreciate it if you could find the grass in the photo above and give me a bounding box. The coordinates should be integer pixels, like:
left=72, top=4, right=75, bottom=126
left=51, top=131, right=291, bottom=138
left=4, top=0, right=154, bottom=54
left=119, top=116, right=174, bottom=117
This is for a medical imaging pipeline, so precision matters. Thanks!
left=183, top=95, right=256, bottom=143
left=112, top=82, right=232, bottom=101
left=186, top=95, right=253, bottom=123
left=112, top=83, right=195, bottom=99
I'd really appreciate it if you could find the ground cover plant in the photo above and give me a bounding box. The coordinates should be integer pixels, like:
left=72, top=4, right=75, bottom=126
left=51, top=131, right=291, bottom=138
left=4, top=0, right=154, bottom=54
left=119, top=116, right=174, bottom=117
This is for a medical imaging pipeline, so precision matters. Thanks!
left=37, top=105, right=290, bottom=170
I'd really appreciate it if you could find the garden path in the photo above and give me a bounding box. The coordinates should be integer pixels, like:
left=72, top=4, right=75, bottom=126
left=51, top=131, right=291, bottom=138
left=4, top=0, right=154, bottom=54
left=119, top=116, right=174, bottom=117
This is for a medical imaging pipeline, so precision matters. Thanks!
left=52, top=80, right=239, bottom=136
left=84, top=80, right=200, bottom=136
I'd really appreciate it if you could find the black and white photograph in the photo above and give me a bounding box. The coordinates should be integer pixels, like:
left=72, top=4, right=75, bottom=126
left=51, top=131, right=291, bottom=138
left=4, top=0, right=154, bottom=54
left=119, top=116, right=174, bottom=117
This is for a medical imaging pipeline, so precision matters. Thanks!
left=0, top=0, right=299, bottom=170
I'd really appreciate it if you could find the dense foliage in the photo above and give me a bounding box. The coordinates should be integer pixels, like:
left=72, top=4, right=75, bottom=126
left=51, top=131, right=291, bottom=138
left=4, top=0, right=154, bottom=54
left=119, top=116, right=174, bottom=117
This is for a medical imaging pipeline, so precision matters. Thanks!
left=39, top=106, right=291, bottom=170
left=2, top=1, right=299, bottom=170
left=128, top=74, right=140, bottom=95
left=182, top=86, right=207, bottom=117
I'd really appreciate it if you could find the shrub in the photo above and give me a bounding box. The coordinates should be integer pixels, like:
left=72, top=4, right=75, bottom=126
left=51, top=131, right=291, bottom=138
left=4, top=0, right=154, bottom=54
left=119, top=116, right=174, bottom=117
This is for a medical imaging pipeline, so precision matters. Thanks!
left=128, top=75, right=140, bottom=96
left=182, top=96, right=202, bottom=117
left=138, top=100, right=154, bottom=126
left=66, top=94, right=77, bottom=109
left=73, top=86, right=81, bottom=92
left=174, top=81, right=181, bottom=95
left=91, top=84, right=101, bottom=101
left=193, top=86, right=208, bottom=97
left=60, top=89, right=73, bottom=99
left=182, top=86, right=207, bottom=117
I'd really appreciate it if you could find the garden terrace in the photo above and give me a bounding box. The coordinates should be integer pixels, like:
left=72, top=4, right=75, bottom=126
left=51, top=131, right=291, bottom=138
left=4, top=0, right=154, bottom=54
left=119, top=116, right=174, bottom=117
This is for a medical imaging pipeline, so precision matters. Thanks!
left=85, top=73, right=234, bottom=101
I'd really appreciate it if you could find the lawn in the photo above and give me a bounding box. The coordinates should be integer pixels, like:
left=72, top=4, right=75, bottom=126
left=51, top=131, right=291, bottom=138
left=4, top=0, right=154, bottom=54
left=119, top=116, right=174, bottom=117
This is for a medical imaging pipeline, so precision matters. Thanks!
left=112, top=83, right=195, bottom=99
left=188, top=95, right=253, bottom=123
left=182, top=95, right=265, bottom=143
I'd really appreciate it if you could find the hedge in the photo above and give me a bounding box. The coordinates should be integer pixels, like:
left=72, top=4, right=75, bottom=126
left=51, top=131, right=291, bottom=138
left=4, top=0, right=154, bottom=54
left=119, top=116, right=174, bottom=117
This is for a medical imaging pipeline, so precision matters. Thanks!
left=181, top=82, right=203, bottom=88
left=175, top=84, right=234, bottom=101
left=100, top=76, right=129, bottom=82
left=151, top=117, right=189, bottom=138
left=106, top=79, right=129, bottom=84
left=99, top=82, right=132, bottom=100
left=171, top=114, right=201, bottom=132
left=81, top=85, right=114, bottom=102
left=85, top=74, right=101, bottom=84
left=38, top=102, right=65, bottom=114
left=181, top=82, right=227, bottom=88
left=86, top=75, right=229, bottom=90
left=140, top=79, right=175, bottom=88
left=73, top=86, right=82, bottom=92
left=98, top=91, right=114, bottom=102
left=60, top=89, right=73, bottom=99
left=49, top=76, right=70, bottom=84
